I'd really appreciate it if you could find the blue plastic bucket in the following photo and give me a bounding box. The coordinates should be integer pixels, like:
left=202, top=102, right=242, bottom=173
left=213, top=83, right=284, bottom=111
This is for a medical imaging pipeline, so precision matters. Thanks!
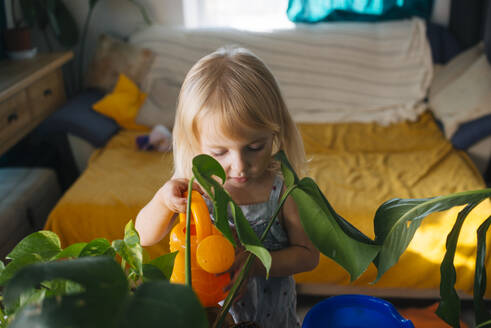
left=302, top=294, right=414, bottom=328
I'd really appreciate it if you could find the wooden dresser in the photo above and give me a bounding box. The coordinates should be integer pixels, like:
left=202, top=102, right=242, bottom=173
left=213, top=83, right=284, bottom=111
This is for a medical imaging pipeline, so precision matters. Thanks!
left=0, top=51, right=73, bottom=157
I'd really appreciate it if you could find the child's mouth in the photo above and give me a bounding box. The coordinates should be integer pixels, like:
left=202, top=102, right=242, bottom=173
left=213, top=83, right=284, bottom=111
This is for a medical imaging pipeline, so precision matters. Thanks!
left=230, top=176, right=248, bottom=183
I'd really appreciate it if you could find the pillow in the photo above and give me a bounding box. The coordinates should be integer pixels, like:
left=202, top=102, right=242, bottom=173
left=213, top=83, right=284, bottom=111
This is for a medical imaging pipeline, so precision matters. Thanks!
left=429, top=43, right=491, bottom=139
left=85, top=34, right=156, bottom=92
left=135, top=76, right=181, bottom=129
left=92, top=74, right=149, bottom=131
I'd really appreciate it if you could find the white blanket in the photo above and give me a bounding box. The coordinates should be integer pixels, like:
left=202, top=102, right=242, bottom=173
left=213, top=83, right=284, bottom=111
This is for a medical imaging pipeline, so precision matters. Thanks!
left=131, top=18, right=432, bottom=125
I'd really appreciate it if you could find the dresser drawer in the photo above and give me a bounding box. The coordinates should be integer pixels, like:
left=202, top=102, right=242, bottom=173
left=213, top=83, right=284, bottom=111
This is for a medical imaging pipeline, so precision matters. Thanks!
left=26, top=69, right=66, bottom=118
left=0, top=91, right=30, bottom=143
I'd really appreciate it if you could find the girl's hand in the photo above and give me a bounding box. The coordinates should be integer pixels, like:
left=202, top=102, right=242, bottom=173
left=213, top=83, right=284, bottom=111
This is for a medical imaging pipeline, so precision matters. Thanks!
left=158, top=178, right=203, bottom=213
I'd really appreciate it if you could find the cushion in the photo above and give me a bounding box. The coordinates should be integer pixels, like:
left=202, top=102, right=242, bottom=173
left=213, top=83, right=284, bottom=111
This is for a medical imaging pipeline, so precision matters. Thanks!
left=85, top=34, right=156, bottom=92
left=429, top=43, right=491, bottom=139
left=39, top=90, right=119, bottom=147
left=93, top=74, right=149, bottom=131
left=135, top=77, right=181, bottom=129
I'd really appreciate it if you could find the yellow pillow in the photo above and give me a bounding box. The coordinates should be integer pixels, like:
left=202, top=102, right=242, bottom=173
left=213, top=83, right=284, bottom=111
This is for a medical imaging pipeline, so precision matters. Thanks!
left=93, top=74, right=149, bottom=131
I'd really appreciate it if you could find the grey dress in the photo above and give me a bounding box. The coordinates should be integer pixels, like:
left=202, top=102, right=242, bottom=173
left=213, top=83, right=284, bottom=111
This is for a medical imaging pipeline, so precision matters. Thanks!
left=206, top=175, right=300, bottom=328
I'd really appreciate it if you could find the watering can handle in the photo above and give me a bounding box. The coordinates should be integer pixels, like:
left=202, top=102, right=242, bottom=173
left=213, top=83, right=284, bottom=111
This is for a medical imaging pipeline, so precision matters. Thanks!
left=179, top=191, right=213, bottom=243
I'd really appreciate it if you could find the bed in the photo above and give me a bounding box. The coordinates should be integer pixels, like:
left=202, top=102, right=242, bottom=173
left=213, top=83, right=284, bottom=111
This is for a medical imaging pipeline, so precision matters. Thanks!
left=44, top=10, right=491, bottom=299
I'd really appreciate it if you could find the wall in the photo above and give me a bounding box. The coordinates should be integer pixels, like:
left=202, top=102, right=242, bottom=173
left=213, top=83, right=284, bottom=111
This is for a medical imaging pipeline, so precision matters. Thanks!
left=28, top=0, right=184, bottom=95
left=64, top=0, right=183, bottom=70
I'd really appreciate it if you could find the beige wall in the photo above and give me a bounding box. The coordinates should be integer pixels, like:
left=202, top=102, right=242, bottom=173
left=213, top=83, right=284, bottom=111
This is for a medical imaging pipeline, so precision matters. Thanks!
left=63, top=0, right=184, bottom=84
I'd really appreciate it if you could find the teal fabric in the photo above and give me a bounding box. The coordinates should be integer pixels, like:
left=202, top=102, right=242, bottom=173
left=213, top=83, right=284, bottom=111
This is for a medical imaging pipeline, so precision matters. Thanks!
left=287, top=0, right=434, bottom=23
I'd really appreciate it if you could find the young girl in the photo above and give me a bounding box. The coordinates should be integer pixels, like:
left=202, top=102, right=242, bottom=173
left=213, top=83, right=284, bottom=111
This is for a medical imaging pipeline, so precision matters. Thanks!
left=135, top=46, right=319, bottom=327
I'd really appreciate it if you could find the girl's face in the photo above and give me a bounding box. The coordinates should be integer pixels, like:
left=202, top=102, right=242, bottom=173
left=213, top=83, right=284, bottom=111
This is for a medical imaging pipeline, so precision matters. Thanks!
left=199, top=118, right=274, bottom=188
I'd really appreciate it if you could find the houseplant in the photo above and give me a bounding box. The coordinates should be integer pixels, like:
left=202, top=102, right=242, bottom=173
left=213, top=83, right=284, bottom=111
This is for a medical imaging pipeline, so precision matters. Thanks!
left=1, top=152, right=490, bottom=327
left=6, top=0, right=79, bottom=51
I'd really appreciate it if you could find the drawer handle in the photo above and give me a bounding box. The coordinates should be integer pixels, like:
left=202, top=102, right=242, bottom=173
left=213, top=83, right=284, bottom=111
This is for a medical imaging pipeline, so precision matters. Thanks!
left=44, top=89, right=53, bottom=96
left=7, top=113, right=18, bottom=123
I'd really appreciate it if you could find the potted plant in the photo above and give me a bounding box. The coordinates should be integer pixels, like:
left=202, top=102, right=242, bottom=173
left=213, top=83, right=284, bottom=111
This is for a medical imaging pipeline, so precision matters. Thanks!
left=0, top=152, right=490, bottom=327
left=3, top=0, right=79, bottom=55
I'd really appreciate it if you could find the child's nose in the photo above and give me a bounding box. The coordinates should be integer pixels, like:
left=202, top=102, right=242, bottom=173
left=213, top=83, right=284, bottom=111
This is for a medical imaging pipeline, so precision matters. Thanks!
left=231, top=152, right=247, bottom=173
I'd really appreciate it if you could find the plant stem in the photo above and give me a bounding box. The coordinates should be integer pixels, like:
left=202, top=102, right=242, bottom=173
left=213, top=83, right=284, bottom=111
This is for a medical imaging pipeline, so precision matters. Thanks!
left=121, top=258, right=127, bottom=273
left=477, top=320, right=491, bottom=328
left=213, top=184, right=297, bottom=328
left=185, top=178, right=195, bottom=286
left=259, top=184, right=297, bottom=242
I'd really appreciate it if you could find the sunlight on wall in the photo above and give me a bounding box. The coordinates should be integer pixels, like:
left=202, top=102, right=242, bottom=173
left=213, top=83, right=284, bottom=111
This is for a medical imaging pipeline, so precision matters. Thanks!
left=183, top=0, right=294, bottom=31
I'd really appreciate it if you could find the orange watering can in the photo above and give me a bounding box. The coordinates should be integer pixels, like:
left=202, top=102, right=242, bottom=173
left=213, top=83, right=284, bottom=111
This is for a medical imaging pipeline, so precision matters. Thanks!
left=169, top=191, right=235, bottom=307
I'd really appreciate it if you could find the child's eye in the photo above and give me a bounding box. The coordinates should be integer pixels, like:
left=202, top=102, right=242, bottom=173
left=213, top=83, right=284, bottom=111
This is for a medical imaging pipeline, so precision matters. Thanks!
left=247, top=144, right=264, bottom=152
left=211, top=150, right=226, bottom=157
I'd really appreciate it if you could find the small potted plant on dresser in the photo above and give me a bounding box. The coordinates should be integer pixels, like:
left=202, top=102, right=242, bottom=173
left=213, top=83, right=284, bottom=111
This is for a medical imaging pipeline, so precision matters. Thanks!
left=3, top=0, right=78, bottom=59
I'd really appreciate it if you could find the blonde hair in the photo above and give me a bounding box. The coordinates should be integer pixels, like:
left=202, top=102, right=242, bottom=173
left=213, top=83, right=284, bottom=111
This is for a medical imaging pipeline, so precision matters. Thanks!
left=172, top=46, right=306, bottom=179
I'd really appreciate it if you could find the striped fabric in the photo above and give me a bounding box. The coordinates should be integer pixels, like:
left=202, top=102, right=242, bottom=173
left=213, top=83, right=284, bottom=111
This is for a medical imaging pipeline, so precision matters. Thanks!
left=130, top=18, right=432, bottom=125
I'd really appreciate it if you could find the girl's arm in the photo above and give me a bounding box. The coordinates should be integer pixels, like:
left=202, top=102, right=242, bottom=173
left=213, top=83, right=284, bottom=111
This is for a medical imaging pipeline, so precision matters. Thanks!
left=136, top=178, right=199, bottom=246
left=252, top=193, right=320, bottom=277
left=135, top=186, right=177, bottom=246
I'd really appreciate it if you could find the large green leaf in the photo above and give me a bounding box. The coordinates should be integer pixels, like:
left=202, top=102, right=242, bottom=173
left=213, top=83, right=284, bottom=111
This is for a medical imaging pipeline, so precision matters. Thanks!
left=3, top=257, right=129, bottom=328
left=7, top=231, right=61, bottom=262
left=291, top=179, right=379, bottom=280
left=474, top=216, right=491, bottom=327
left=120, top=281, right=208, bottom=328
left=192, top=154, right=271, bottom=273
left=374, top=188, right=491, bottom=280
left=0, top=231, right=62, bottom=286
left=436, top=203, right=478, bottom=327
left=275, top=151, right=379, bottom=280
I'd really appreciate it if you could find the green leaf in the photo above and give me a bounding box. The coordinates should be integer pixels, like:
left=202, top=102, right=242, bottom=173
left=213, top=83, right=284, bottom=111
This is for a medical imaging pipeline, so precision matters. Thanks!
left=0, top=254, right=41, bottom=287
left=292, top=179, right=379, bottom=280
left=0, top=231, right=62, bottom=286
left=374, top=188, right=491, bottom=281
left=142, top=264, right=167, bottom=282
left=7, top=231, right=61, bottom=262
left=474, top=216, right=491, bottom=327
left=192, top=154, right=235, bottom=246
left=275, top=151, right=378, bottom=280
left=229, top=202, right=271, bottom=274
left=79, top=238, right=113, bottom=257
left=119, top=281, right=208, bottom=328
left=4, top=257, right=129, bottom=328
left=145, top=251, right=178, bottom=281
left=55, top=242, right=88, bottom=259
left=112, top=220, right=143, bottom=277
left=436, top=203, right=478, bottom=327
left=5, top=288, right=47, bottom=317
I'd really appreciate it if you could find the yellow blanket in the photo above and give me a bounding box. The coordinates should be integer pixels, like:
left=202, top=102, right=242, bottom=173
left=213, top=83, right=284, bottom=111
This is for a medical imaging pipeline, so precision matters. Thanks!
left=45, top=112, right=491, bottom=296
